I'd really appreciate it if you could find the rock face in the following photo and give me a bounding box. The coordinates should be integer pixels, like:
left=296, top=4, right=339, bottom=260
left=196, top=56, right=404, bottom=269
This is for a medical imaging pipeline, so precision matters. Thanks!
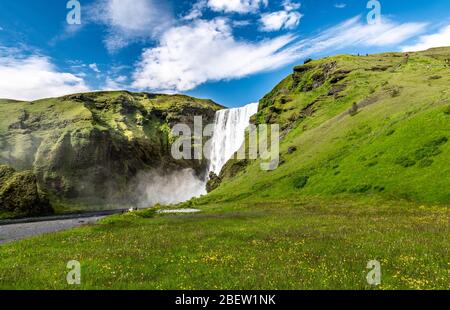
left=0, top=91, right=223, bottom=208
left=0, top=165, right=53, bottom=216
left=206, top=172, right=221, bottom=193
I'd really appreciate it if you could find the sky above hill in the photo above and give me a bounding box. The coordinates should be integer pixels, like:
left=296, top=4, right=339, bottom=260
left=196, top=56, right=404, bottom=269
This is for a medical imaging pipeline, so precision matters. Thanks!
left=0, top=0, right=449, bottom=107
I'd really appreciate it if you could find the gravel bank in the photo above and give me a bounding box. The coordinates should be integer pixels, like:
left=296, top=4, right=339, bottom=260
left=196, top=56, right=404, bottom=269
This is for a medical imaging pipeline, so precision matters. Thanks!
left=0, top=216, right=105, bottom=245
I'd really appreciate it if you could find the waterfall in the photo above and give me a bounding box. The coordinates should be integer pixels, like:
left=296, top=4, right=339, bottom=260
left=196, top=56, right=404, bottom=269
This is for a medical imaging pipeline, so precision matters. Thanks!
left=208, top=102, right=259, bottom=176
left=138, top=103, right=259, bottom=206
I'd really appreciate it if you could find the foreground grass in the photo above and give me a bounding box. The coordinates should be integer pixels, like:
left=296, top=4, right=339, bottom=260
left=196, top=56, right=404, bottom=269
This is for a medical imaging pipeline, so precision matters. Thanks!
left=0, top=198, right=448, bottom=290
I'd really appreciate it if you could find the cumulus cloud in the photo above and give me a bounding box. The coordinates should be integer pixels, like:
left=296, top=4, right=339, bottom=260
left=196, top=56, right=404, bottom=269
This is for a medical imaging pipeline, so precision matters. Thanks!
left=207, top=0, right=268, bottom=14
left=130, top=16, right=427, bottom=93
left=401, top=25, right=450, bottom=52
left=260, top=1, right=303, bottom=32
left=89, top=0, right=173, bottom=52
left=260, top=11, right=303, bottom=31
left=132, top=18, right=299, bottom=92
left=0, top=50, right=90, bottom=101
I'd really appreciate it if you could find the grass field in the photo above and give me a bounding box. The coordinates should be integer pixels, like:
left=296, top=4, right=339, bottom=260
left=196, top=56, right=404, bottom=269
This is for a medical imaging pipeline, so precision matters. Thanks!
left=0, top=197, right=448, bottom=290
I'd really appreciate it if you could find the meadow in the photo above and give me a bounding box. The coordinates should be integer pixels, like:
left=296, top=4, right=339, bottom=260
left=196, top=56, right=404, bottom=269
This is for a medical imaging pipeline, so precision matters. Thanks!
left=0, top=197, right=448, bottom=290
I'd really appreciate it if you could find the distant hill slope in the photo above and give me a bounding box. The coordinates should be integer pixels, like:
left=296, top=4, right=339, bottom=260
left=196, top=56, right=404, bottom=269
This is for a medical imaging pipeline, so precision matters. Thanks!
left=0, top=91, right=222, bottom=213
left=206, top=47, right=450, bottom=205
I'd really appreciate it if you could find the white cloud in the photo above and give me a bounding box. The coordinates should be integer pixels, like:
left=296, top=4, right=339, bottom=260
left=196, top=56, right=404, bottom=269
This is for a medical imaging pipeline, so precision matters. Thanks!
left=184, top=0, right=268, bottom=19
left=104, top=75, right=128, bottom=90
left=90, top=0, right=173, bottom=51
left=132, top=18, right=298, bottom=92
left=207, top=0, right=268, bottom=14
left=89, top=63, right=101, bottom=73
left=290, top=16, right=427, bottom=57
left=131, top=16, right=428, bottom=93
left=233, top=20, right=252, bottom=27
left=115, top=75, right=127, bottom=83
left=183, top=0, right=207, bottom=20
left=282, top=0, right=301, bottom=11
left=260, top=11, right=302, bottom=31
left=401, top=25, right=450, bottom=52
left=0, top=52, right=90, bottom=101
left=260, top=1, right=302, bottom=32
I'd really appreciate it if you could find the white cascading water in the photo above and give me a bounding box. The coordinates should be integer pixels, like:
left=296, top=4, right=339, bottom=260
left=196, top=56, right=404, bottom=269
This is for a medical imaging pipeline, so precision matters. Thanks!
left=208, top=102, right=259, bottom=176
left=140, top=102, right=259, bottom=206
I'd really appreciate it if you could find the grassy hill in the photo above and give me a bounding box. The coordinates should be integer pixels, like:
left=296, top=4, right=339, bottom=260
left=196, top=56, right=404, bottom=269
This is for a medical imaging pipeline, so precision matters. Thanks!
left=206, top=47, right=450, bottom=205
left=0, top=48, right=448, bottom=290
left=0, top=91, right=222, bottom=217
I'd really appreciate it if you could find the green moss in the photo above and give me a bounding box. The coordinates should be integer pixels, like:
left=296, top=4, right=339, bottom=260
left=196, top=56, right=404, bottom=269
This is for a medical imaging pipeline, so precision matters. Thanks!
left=0, top=165, right=15, bottom=181
left=395, top=156, right=417, bottom=168
left=0, top=165, right=53, bottom=217
left=444, top=105, right=450, bottom=115
left=293, top=175, right=309, bottom=189
left=418, top=159, right=434, bottom=168
left=349, top=184, right=372, bottom=193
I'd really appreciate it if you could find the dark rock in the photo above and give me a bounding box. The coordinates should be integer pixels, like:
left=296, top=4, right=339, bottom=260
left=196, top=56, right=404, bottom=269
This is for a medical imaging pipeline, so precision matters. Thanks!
left=287, top=146, right=297, bottom=154
left=302, top=84, right=314, bottom=92
left=311, top=72, right=326, bottom=89
left=329, top=74, right=347, bottom=84
left=269, top=106, right=282, bottom=114
left=206, top=172, right=222, bottom=193
left=349, top=103, right=359, bottom=116
left=321, top=61, right=337, bottom=74
left=429, top=75, right=442, bottom=80
left=8, top=110, right=29, bottom=130
left=328, top=84, right=347, bottom=96
left=329, top=69, right=351, bottom=84
left=293, top=64, right=314, bottom=73
left=368, top=65, right=393, bottom=72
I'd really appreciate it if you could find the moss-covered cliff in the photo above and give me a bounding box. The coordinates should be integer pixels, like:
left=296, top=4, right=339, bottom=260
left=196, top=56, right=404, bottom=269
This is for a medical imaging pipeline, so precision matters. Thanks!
left=0, top=165, right=52, bottom=217
left=0, top=91, right=223, bottom=211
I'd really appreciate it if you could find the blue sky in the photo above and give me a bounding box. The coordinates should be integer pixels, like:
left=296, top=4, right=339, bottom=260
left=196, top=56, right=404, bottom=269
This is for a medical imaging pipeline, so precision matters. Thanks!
left=0, top=0, right=449, bottom=107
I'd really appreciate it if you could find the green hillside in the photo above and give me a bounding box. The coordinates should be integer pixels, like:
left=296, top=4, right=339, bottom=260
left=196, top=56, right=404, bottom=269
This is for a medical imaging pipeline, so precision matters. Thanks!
left=206, top=47, right=450, bottom=205
left=0, top=91, right=222, bottom=217
left=0, top=48, right=448, bottom=290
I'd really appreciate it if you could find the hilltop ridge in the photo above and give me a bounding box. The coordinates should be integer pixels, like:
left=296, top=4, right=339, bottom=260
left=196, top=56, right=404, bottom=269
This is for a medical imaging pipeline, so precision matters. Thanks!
left=206, top=47, right=450, bottom=205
